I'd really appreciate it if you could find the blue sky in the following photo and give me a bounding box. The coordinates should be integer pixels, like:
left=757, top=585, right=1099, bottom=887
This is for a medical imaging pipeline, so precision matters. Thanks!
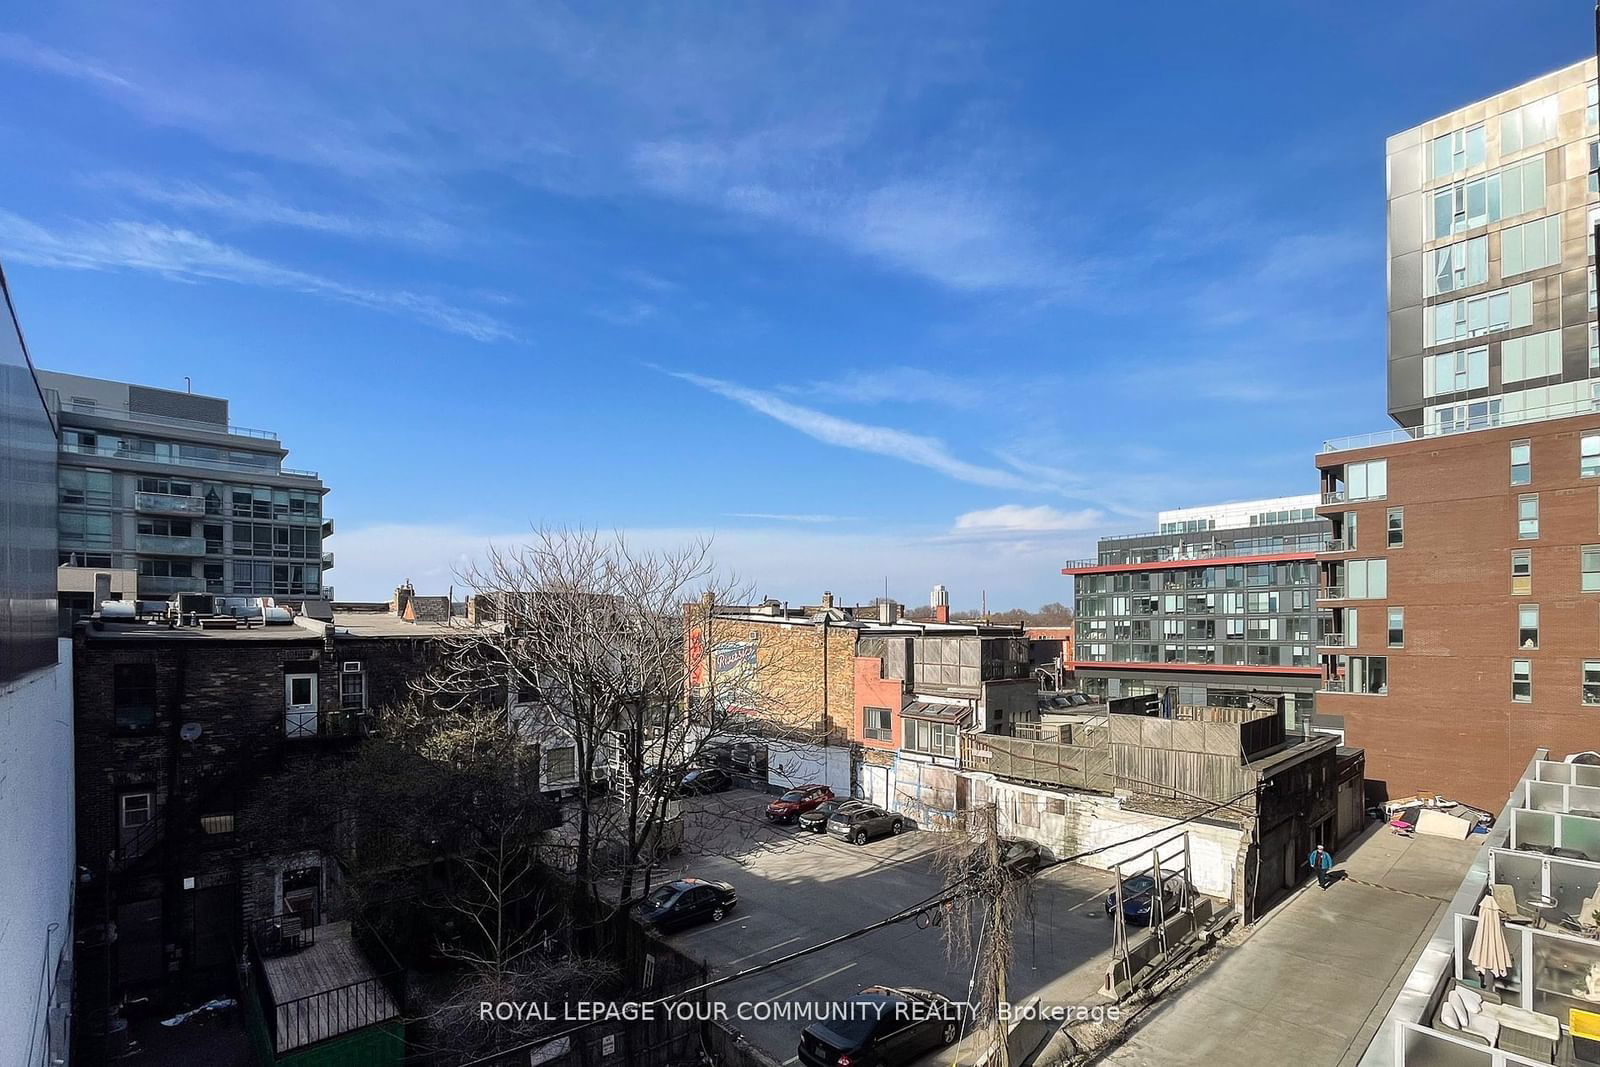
left=0, top=2, right=1587, bottom=607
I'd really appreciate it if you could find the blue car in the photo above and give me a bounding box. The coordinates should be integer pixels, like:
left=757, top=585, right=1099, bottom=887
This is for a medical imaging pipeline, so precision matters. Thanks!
left=1105, top=870, right=1189, bottom=925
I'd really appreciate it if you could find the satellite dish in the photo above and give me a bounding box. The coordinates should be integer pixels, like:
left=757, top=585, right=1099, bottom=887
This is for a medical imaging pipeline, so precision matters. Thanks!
left=179, top=723, right=203, bottom=742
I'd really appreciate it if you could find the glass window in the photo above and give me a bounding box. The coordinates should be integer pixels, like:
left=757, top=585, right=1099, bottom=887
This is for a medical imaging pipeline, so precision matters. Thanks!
left=1511, top=550, right=1532, bottom=596
left=863, top=706, right=892, bottom=741
left=1518, top=494, right=1539, bottom=539
left=339, top=671, right=366, bottom=711
left=1501, top=215, right=1561, bottom=278
left=1583, top=435, right=1600, bottom=478
left=1502, top=332, right=1561, bottom=386
left=1518, top=604, right=1539, bottom=650
left=1512, top=659, right=1532, bottom=703
left=1500, top=95, right=1557, bottom=155
left=113, top=664, right=158, bottom=731
left=1585, top=662, right=1600, bottom=707
left=1387, top=607, right=1404, bottom=648
left=1583, top=546, right=1600, bottom=593
left=1347, top=460, right=1388, bottom=502
left=1430, top=125, right=1486, bottom=178
left=1347, top=559, right=1388, bottom=600
left=1387, top=507, right=1403, bottom=548
left=1423, top=347, right=1490, bottom=397
left=1428, top=235, right=1488, bottom=295
left=1511, top=441, right=1531, bottom=485
left=121, top=792, right=153, bottom=829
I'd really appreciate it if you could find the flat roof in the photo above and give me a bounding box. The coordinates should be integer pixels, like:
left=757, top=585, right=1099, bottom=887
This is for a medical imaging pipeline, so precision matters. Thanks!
left=80, top=619, right=319, bottom=642
left=328, top=610, right=489, bottom=638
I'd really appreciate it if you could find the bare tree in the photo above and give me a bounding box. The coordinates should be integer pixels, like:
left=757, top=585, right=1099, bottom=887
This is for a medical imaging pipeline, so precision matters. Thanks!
left=417, top=528, right=812, bottom=924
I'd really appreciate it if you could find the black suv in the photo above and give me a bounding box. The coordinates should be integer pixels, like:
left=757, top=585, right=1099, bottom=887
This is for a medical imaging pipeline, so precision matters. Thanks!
left=799, top=798, right=866, bottom=834
left=638, top=878, right=738, bottom=932
left=826, top=805, right=904, bottom=845
left=798, top=986, right=962, bottom=1066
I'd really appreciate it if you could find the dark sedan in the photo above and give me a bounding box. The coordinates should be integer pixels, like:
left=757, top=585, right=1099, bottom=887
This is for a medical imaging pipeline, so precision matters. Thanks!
left=766, top=784, right=834, bottom=823
left=798, top=798, right=867, bottom=833
left=1105, top=870, right=1189, bottom=925
left=676, top=767, right=733, bottom=795
left=638, top=878, right=738, bottom=932
left=797, top=986, right=962, bottom=1067
left=826, top=805, right=904, bottom=845
left=966, top=838, right=1049, bottom=878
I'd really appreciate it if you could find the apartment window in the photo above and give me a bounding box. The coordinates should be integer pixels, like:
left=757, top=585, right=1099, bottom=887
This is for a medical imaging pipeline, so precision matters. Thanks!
left=1430, top=158, right=1544, bottom=238
left=1502, top=332, right=1561, bottom=385
left=863, top=706, right=892, bottom=741
left=1585, top=662, right=1600, bottom=706
left=339, top=671, right=366, bottom=711
left=1583, top=546, right=1600, bottom=593
left=1347, top=459, right=1388, bottom=502
left=120, top=792, right=153, bottom=830
left=1430, top=125, right=1486, bottom=178
left=1427, top=283, right=1533, bottom=346
left=113, top=663, right=158, bottom=731
left=1510, top=441, right=1531, bottom=486
left=1512, top=550, right=1532, bottom=595
left=1592, top=141, right=1600, bottom=193
left=1512, top=660, right=1532, bottom=703
left=1346, top=607, right=1359, bottom=646
left=1337, top=655, right=1388, bottom=696
left=1423, top=347, right=1489, bottom=397
left=1592, top=324, right=1598, bottom=371
left=1500, top=95, right=1557, bottom=154
left=60, top=468, right=113, bottom=507
left=1347, top=559, right=1388, bottom=599
left=1428, top=236, right=1488, bottom=295
left=1583, top=435, right=1600, bottom=479
left=546, top=747, right=576, bottom=781
left=904, top=718, right=958, bottom=758
left=1387, top=508, right=1404, bottom=548
left=1518, top=605, right=1539, bottom=650
left=284, top=673, right=318, bottom=740
left=1387, top=608, right=1405, bottom=648
left=1500, top=215, right=1561, bottom=278
left=1518, top=494, right=1540, bottom=539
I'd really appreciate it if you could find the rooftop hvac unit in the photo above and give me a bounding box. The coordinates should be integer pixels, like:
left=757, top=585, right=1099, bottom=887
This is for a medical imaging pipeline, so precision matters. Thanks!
left=342, top=661, right=362, bottom=673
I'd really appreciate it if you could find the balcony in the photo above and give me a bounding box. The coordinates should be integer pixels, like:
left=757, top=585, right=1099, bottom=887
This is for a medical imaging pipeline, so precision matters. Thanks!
left=1321, top=490, right=1346, bottom=505
left=60, top=441, right=318, bottom=481
left=45, top=390, right=279, bottom=440
left=1317, top=633, right=1347, bottom=648
left=320, top=551, right=334, bottom=569
left=1321, top=678, right=1349, bottom=693
left=1318, top=585, right=1347, bottom=600
left=134, top=491, right=206, bottom=516
left=1324, top=538, right=1349, bottom=553
left=1063, top=535, right=1330, bottom=571
left=137, top=575, right=206, bottom=596
left=135, top=533, right=207, bottom=556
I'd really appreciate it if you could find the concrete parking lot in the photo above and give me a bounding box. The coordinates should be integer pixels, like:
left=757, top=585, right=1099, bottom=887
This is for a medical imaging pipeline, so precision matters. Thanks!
left=647, top=788, right=1121, bottom=1064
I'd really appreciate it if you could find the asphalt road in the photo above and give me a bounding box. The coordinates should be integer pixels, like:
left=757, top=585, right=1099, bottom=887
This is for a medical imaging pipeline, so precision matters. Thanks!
left=647, top=788, right=1120, bottom=1064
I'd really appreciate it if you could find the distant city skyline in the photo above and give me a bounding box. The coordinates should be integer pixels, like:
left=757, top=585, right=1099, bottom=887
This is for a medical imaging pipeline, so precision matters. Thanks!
left=0, top=3, right=1588, bottom=604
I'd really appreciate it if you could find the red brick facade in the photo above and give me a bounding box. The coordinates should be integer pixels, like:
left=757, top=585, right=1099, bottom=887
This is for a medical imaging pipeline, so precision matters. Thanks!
left=1317, top=412, right=1600, bottom=808
left=853, top=656, right=903, bottom=750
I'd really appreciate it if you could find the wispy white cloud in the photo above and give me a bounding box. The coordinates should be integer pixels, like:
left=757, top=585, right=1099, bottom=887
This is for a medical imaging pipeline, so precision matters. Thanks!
left=724, top=513, right=856, bottom=524
left=0, top=31, right=135, bottom=92
left=664, top=368, right=1036, bottom=492
left=0, top=211, right=515, bottom=342
left=952, top=504, right=1104, bottom=534
left=87, top=173, right=461, bottom=247
left=785, top=366, right=982, bottom=409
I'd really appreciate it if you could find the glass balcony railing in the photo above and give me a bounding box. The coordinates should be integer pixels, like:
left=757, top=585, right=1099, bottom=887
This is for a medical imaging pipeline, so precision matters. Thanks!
left=1319, top=585, right=1347, bottom=600
left=1063, top=537, right=1331, bottom=570
left=137, top=575, right=206, bottom=595
left=135, top=534, right=207, bottom=556
left=134, top=491, right=206, bottom=516
left=1318, top=632, right=1347, bottom=647
left=320, top=551, right=334, bottom=569
left=45, top=390, right=278, bottom=440
left=61, top=442, right=318, bottom=480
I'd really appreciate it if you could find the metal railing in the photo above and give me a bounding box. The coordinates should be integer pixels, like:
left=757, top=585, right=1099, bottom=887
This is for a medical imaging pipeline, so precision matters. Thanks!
left=1064, top=537, right=1330, bottom=570
left=137, top=575, right=206, bottom=595
left=1321, top=679, right=1349, bottom=693
left=46, top=392, right=278, bottom=440
left=252, top=913, right=317, bottom=958
left=1320, top=394, right=1600, bottom=454
left=1318, top=632, right=1347, bottom=647
left=1319, top=585, right=1347, bottom=600
left=60, top=441, right=318, bottom=480
left=1324, top=539, right=1348, bottom=553
left=1321, top=490, right=1346, bottom=505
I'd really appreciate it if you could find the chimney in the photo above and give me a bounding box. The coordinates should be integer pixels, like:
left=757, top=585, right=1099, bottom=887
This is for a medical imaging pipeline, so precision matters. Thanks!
left=935, top=604, right=950, bottom=624
left=821, top=591, right=834, bottom=610
left=878, top=599, right=899, bottom=625
left=393, top=580, right=414, bottom=618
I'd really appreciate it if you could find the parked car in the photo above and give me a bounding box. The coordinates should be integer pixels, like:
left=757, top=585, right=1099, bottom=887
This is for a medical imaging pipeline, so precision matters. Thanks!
left=638, top=877, right=738, bottom=932
left=676, top=767, right=733, bottom=795
left=799, top=798, right=867, bottom=834
left=1063, top=691, right=1094, bottom=706
left=966, top=838, right=1049, bottom=878
left=766, top=784, right=834, bottom=823
left=1105, top=870, right=1190, bottom=926
left=826, top=804, right=904, bottom=845
left=698, top=742, right=735, bottom=768
left=797, top=986, right=962, bottom=1067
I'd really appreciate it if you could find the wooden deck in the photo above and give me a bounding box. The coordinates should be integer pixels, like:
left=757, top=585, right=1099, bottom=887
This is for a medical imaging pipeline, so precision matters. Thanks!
left=261, top=920, right=399, bottom=1052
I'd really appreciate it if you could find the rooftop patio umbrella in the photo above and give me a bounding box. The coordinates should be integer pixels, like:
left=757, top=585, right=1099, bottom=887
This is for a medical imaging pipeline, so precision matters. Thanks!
left=1470, top=893, right=1514, bottom=981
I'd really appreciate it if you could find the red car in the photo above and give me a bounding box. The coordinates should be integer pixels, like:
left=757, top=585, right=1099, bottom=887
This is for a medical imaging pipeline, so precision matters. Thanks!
left=766, top=784, right=834, bottom=823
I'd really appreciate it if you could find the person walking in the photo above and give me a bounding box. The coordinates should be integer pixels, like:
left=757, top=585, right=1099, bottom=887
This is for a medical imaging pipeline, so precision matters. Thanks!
left=1308, top=843, right=1335, bottom=890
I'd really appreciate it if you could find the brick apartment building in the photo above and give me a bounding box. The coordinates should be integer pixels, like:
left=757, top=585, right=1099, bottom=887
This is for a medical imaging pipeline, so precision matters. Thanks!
left=71, top=596, right=466, bottom=1057
left=1316, top=417, right=1600, bottom=807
